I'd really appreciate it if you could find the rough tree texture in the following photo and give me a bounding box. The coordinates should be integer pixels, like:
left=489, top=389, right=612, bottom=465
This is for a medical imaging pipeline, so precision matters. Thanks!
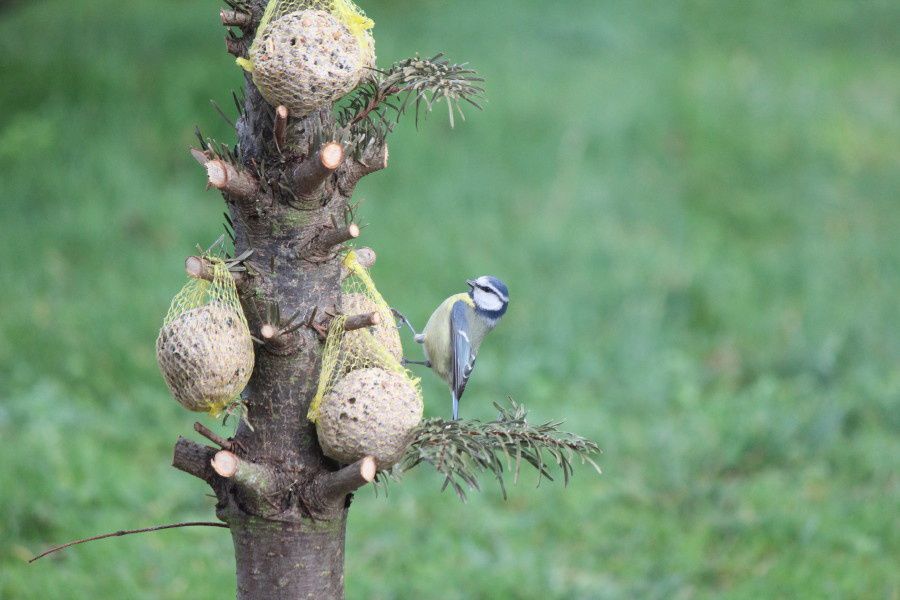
left=172, top=2, right=388, bottom=598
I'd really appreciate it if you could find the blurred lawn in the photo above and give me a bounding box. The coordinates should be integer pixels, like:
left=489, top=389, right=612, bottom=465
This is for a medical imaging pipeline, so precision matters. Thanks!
left=1, top=0, right=899, bottom=598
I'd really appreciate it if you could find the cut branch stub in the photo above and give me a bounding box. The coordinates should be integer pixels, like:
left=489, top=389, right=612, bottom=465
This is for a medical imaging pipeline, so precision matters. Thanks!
left=320, top=142, right=344, bottom=170
left=342, top=311, right=381, bottom=332
left=353, top=246, right=377, bottom=269
left=210, top=450, right=242, bottom=478
left=340, top=247, right=376, bottom=280
left=190, top=148, right=259, bottom=200
left=314, top=456, right=377, bottom=506
left=172, top=437, right=221, bottom=486
left=185, top=255, right=247, bottom=288
left=292, top=141, right=345, bottom=196
left=311, top=311, right=381, bottom=341
left=212, top=451, right=286, bottom=515
left=259, top=323, right=279, bottom=341
left=225, top=35, right=246, bottom=57
left=260, top=322, right=302, bottom=356
left=339, top=143, right=389, bottom=195
left=220, top=9, right=252, bottom=28
left=317, top=223, right=360, bottom=250
left=274, top=105, right=288, bottom=152
left=205, top=159, right=258, bottom=199
left=212, top=451, right=281, bottom=502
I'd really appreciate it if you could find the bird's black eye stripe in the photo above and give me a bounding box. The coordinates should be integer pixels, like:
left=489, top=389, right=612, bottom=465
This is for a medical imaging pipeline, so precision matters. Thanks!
left=475, top=283, right=508, bottom=303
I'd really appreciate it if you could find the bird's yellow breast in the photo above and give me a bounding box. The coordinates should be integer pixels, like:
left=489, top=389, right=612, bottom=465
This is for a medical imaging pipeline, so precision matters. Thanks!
left=421, top=294, right=470, bottom=383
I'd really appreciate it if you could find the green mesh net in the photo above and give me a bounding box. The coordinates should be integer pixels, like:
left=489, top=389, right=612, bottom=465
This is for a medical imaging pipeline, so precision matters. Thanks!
left=237, top=0, right=375, bottom=115
left=156, top=256, right=254, bottom=416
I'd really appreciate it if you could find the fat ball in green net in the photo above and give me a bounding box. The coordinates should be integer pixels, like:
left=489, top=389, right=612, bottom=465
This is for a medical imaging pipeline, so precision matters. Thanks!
left=156, top=256, right=254, bottom=416
left=309, top=251, right=422, bottom=468
left=237, top=0, right=375, bottom=116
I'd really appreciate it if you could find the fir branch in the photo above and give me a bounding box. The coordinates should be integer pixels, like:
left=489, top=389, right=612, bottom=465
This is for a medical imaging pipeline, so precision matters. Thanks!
left=337, top=53, right=485, bottom=146
left=392, top=400, right=601, bottom=501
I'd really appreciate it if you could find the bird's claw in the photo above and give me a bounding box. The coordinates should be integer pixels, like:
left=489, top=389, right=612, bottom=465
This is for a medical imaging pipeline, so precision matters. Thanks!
left=391, top=308, right=420, bottom=337
left=390, top=307, right=405, bottom=330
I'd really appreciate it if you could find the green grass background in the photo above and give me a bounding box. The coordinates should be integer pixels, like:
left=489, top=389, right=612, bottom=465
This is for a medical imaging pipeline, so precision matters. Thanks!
left=1, top=0, right=898, bottom=598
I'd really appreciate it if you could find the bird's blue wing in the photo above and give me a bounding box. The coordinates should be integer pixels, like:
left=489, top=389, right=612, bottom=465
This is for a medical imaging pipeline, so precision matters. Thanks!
left=450, top=300, right=476, bottom=402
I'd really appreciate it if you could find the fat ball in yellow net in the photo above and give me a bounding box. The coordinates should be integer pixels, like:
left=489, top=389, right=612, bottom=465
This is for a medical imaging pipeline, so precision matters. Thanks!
left=309, top=250, right=423, bottom=468
left=156, top=256, right=254, bottom=417
left=237, top=0, right=376, bottom=116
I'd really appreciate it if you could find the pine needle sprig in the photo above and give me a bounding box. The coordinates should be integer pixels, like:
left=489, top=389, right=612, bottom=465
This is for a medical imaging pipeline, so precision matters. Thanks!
left=390, top=400, right=601, bottom=501
left=337, top=53, right=485, bottom=145
left=194, top=126, right=240, bottom=166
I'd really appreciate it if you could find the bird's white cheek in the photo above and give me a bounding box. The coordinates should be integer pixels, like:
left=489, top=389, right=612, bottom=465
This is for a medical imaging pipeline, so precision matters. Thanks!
left=474, top=289, right=503, bottom=311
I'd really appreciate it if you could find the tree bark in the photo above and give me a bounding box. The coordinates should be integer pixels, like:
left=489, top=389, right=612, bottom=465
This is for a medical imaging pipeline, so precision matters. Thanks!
left=229, top=512, right=348, bottom=599
left=174, top=2, right=389, bottom=597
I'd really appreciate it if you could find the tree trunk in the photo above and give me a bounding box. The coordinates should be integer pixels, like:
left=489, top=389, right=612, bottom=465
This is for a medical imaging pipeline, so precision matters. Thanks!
left=172, top=3, right=387, bottom=597
left=229, top=513, right=347, bottom=599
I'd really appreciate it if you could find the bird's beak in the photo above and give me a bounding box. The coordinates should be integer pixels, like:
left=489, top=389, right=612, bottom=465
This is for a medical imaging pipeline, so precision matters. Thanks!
left=466, top=279, right=476, bottom=289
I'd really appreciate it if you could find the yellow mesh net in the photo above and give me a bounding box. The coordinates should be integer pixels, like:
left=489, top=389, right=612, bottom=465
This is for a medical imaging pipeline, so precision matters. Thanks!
left=260, top=0, right=372, bottom=43
left=156, top=257, right=254, bottom=417
left=162, top=258, right=246, bottom=328
left=237, top=0, right=374, bottom=73
left=307, top=250, right=421, bottom=422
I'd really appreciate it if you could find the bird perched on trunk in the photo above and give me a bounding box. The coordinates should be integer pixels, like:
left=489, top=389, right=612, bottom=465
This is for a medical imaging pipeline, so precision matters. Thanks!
left=395, top=276, right=509, bottom=420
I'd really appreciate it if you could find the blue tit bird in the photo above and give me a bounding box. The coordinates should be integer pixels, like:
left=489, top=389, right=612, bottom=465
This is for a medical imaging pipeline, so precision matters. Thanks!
left=395, top=276, right=509, bottom=420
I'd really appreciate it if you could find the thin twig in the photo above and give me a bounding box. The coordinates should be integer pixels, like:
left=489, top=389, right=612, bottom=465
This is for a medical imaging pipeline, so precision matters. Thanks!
left=29, top=522, right=228, bottom=563
left=193, top=421, right=242, bottom=452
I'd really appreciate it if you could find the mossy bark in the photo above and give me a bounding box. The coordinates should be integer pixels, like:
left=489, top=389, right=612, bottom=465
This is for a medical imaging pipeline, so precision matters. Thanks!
left=222, top=110, right=351, bottom=599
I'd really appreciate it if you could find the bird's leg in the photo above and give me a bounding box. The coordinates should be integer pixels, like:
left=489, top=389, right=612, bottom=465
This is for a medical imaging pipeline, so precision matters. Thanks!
left=402, top=358, right=432, bottom=367
left=391, top=308, right=423, bottom=342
